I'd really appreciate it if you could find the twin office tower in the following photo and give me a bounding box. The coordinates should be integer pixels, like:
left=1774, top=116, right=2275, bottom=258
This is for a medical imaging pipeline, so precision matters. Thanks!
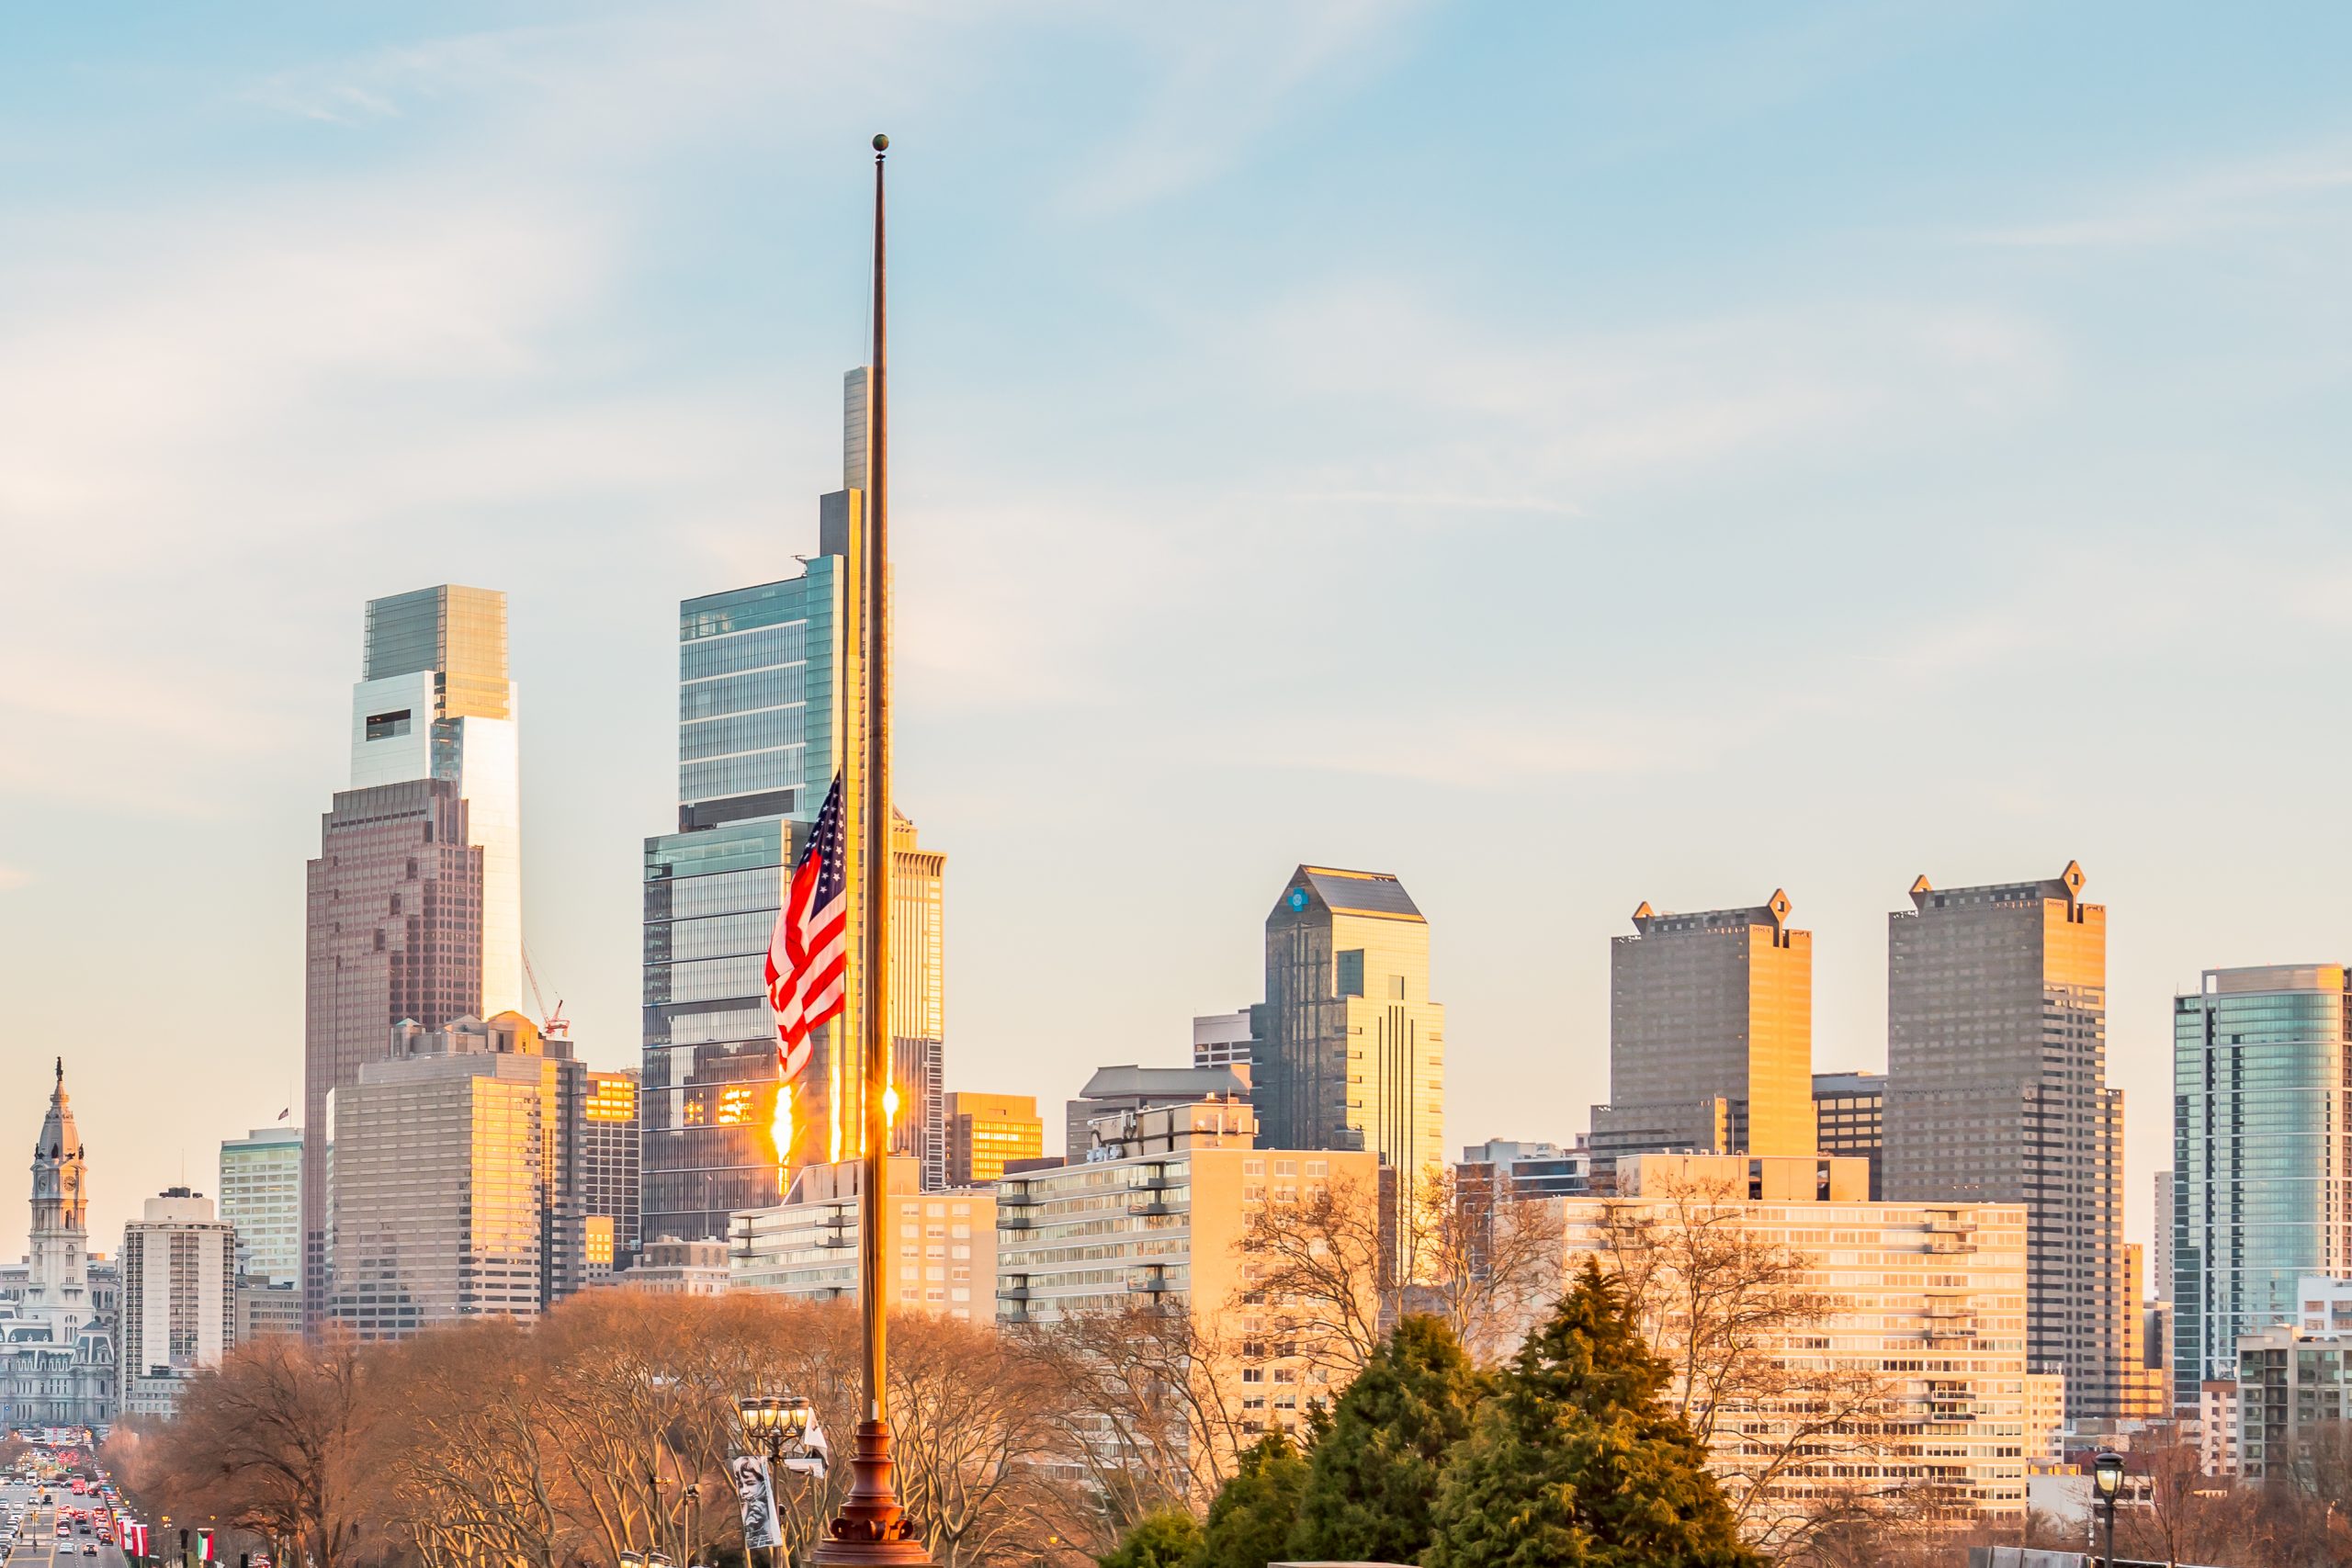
left=1592, top=868, right=2137, bottom=1422
left=300, top=368, right=946, bottom=1334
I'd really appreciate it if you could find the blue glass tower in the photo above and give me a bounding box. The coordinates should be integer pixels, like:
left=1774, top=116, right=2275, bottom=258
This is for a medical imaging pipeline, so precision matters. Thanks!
left=639, top=374, right=863, bottom=1247
left=2174, top=964, right=2352, bottom=1411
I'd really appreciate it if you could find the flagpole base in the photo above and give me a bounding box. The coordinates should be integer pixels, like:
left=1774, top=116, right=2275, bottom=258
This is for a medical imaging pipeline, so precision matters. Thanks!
left=810, top=1419, right=932, bottom=1566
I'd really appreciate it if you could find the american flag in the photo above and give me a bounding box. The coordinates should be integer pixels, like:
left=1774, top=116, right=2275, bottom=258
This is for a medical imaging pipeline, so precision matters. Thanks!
left=765, top=773, right=848, bottom=1080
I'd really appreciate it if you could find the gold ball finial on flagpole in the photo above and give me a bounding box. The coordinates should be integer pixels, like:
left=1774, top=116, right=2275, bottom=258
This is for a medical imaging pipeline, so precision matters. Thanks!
left=872, top=132, right=889, bottom=152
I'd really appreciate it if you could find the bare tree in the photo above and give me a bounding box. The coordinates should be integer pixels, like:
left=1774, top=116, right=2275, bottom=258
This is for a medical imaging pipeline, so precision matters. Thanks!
left=1014, top=1300, right=1261, bottom=1547
left=1590, top=1173, right=1901, bottom=1557
left=1229, top=1169, right=1386, bottom=1382
left=147, top=1331, right=376, bottom=1568
left=1404, top=1162, right=1566, bottom=1363
left=888, top=1314, right=1062, bottom=1566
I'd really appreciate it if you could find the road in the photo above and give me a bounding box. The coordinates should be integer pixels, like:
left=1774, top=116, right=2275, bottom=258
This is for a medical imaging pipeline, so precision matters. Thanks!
left=0, top=1479, right=128, bottom=1568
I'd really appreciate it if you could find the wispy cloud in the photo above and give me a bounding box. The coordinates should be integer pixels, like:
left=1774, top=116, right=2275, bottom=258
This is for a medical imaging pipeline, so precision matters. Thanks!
left=1970, top=142, right=2352, bottom=250
left=1059, top=0, right=1430, bottom=213
left=1227, top=281, right=2064, bottom=511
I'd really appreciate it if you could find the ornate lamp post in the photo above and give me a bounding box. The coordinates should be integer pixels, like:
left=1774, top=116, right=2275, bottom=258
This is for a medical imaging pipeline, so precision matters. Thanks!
left=738, top=1394, right=814, bottom=1463
left=2091, top=1449, right=2123, bottom=1568
left=737, top=1396, right=815, bottom=1568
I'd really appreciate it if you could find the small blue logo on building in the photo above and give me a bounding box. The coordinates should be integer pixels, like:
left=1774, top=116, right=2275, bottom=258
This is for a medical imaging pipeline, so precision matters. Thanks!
left=1287, top=887, right=1308, bottom=911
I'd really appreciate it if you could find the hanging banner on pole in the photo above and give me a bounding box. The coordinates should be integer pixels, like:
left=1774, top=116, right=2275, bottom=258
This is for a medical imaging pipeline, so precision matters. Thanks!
left=729, top=1453, right=784, bottom=1552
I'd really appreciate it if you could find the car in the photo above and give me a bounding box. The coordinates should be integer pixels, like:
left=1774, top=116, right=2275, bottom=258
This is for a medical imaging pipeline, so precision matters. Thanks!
left=81, top=1545, right=95, bottom=1557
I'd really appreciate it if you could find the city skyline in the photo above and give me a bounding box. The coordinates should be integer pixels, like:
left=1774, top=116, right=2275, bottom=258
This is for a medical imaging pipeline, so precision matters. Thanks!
left=17, top=4, right=2352, bottom=1264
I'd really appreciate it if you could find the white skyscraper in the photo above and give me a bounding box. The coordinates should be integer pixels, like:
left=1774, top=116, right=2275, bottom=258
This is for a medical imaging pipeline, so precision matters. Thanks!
left=118, top=1189, right=236, bottom=1418
left=345, top=584, right=523, bottom=1017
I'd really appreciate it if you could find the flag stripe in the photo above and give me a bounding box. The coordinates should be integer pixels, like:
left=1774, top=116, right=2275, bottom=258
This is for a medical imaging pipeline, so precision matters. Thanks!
left=765, top=775, right=849, bottom=1087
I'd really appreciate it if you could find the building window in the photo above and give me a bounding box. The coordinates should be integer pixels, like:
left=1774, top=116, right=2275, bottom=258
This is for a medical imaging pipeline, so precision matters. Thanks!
left=1337, top=950, right=1364, bottom=997
left=365, top=709, right=413, bottom=740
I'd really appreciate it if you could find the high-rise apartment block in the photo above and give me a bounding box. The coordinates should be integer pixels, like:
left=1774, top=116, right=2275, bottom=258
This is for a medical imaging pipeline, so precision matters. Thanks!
left=2234, top=1324, right=2352, bottom=1480
left=1591, top=893, right=1812, bottom=1163
left=1553, top=1155, right=2030, bottom=1523
left=2173, top=964, right=2352, bottom=1412
left=1886, top=863, right=2127, bottom=1420
left=305, top=584, right=518, bottom=1324
left=944, top=1093, right=1044, bottom=1187
left=730, top=1157, right=997, bottom=1323
left=996, top=1105, right=1378, bottom=1443
left=1812, top=1070, right=1884, bottom=1200
left=641, top=367, right=949, bottom=1238
left=326, top=1011, right=585, bottom=1339
left=118, top=1188, right=237, bottom=1419
left=219, top=1124, right=302, bottom=1289
left=1254, top=867, right=1443, bottom=1248
left=582, top=1070, right=641, bottom=1279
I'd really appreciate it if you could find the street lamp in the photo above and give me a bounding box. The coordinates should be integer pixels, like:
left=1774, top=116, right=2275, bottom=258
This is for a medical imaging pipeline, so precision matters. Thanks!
left=682, top=1484, right=700, bottom=1568
left=735, top=1396, right=813, bottom=1568
left=2091, top=1449, right=2124, bottom=1568
left=735, top=1395, right=813, bottom=1462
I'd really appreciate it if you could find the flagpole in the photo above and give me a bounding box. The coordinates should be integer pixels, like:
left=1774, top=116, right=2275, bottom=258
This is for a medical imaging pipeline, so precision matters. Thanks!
left=816, top=130, right=929, bottom=1567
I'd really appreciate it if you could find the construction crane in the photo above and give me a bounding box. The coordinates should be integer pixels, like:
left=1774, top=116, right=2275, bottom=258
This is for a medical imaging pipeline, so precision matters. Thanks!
left=522, top=942, right=569, bottom=1040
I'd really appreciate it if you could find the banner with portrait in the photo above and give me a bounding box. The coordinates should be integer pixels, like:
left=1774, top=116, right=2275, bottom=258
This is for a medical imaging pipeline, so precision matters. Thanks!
left=729, top=1452, right=784, bottom=1552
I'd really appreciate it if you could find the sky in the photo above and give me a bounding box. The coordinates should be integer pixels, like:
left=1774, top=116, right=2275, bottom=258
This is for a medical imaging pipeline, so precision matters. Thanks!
left=6, top=1, right=2352, bottom=1261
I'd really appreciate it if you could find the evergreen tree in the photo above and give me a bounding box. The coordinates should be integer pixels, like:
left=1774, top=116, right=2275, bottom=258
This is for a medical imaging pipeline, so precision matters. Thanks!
left=1425, top=1259, right=1762, bottom=1568
left=1096, top=1506, right=1202, bottom=1568
left=1193, top=1432, right=1307, bottom=1568
left=1288, top=1314, right=1487, bottom=1564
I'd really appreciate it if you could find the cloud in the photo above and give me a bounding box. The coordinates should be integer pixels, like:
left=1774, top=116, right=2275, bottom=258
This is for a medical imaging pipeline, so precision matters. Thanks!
left=1969, top=142, right=2352, bottom=251
left=1059, top=0, right=1430, bottom=213
left=1226, top=280, right=2064, bottom=511
left=0, top=864, right=29, bottom=892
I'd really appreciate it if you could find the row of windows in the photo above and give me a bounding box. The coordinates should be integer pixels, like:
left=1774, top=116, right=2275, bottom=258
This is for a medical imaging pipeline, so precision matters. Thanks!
left=682, top=666, right=802, bottom=723
left=681, top=621, right=808, bottom=681
left=680, top=703, right=807, bottom=761
left=680, top=747, right=801, bottom=803
left=656, top=864, right=786, bottom=922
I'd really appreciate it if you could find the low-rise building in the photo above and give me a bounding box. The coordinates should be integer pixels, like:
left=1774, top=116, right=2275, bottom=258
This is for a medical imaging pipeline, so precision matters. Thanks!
left=1457, top=1138, right=1589, bottom=1200
left=236, top=1279, right=302, bottom=1341
left=1063, top=1066, right=1248, bottom=1164
left=2236, top=1324, right=2352, bottom=1480
left=2294, top=1274, right=2352, bottom=1336
left=731, top=1157, right=997, bottom=1323
left=1550, top=1154, right=2030, bottom=1523
left=616, top=1237, right=731, bottom=1296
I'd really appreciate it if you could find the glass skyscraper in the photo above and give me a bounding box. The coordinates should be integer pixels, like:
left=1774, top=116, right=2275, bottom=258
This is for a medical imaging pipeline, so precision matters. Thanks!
left=304, top=585, right=516, bottom=1324
left=2173, top=964, right=2352, bottom=1411
left=218, top=1125, right=302, bottom=1287
left=1255, top=865, right=1444, bottom=1275
left=642, top=566, right=842, bottom=1245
